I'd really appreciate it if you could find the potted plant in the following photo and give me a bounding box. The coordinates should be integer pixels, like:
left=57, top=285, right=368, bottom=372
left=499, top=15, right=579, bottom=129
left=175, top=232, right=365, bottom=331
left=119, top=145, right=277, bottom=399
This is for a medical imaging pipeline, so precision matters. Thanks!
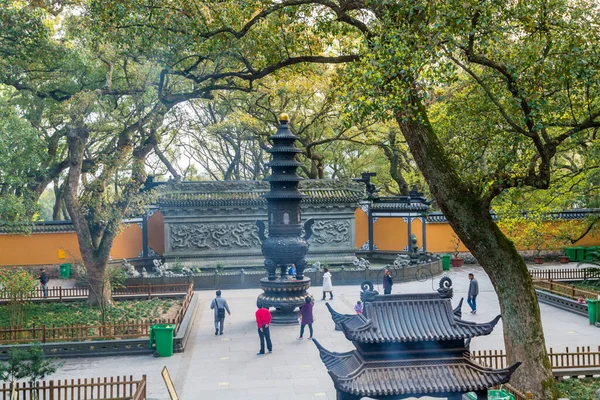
left=450, top=234, right=463, bottom=267
left=559, top=254, right=570, bottom=264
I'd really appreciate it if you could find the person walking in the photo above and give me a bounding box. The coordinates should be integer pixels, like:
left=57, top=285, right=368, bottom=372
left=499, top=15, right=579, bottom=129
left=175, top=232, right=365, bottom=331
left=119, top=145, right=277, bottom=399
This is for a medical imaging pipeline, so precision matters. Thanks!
left=210, top=290, right=231, bottom=335
left=467, top=273, right=479, bottom=314
left=321, top=268, right=333, bottom=300
left=297, top=297, right=314, bottom=340
left=255, top=302, right=272, bottom=355
left=39, top=268, right=49, bottom=298
left=383, top=268, right=393, bottom=295
left=354, top=300, right=363, bottom=314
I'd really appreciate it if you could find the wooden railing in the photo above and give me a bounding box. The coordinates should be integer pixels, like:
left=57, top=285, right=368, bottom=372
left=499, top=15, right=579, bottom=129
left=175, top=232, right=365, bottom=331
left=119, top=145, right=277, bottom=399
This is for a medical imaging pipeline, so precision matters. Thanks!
left=529, top=268, right=600, bottom=281
left=0, top=284, right=194, bottom=344
left=0, top=375, right=146, bottom=400
left=498, top=384, right=533, bottom=400
left=0, top=321, right=170, bottom=344
left=533, top=279, right=599, bottom=300
left=174, top=283, right=194, bottom=334
left=0, top=283, right=191, bottom=302
left=472, top=346, right=600, bottom=371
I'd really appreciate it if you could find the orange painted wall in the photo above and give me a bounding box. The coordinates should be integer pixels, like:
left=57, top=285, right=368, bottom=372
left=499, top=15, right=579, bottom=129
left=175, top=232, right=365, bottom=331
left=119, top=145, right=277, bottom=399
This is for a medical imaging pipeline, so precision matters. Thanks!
left=148, top=211, right=165, bottom=255
left=0, top=233, right=82, bottom=266
left=355, top=208, right=600, bottom=253
left=110, top=224, right=143, bottom=260
left=0, top=222, right=149, bottom=267
left=2, top=209, right=599, bottom=267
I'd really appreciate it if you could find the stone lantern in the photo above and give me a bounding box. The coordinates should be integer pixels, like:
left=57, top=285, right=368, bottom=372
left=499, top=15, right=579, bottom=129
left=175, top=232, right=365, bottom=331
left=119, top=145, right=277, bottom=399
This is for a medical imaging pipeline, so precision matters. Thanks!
left=256, top=113, right=313, bottom=324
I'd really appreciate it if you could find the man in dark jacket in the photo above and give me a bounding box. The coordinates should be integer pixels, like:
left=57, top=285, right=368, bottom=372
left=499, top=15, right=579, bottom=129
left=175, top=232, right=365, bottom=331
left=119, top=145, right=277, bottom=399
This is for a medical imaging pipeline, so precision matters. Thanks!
left=467, top=273, right=479, bottom=314
left=383, top=269, right=393, bottom=295
left=39, top=268, right=49, bottom=298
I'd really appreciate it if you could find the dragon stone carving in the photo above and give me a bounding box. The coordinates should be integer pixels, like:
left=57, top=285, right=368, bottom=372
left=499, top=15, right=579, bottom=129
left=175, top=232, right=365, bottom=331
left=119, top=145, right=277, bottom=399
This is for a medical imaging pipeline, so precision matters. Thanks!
left=309, top=220, right=351, bottom=245
left=169, top=222, right=261, bottom=250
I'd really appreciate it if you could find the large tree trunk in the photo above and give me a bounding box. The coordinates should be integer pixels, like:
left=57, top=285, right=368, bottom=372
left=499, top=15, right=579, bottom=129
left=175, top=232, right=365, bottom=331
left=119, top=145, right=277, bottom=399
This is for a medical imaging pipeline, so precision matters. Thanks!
left=63, top=125, right=115, bottom=307
left=85, top=258, right=112, bottom=307
left=396, top=106, right=557, bottom=398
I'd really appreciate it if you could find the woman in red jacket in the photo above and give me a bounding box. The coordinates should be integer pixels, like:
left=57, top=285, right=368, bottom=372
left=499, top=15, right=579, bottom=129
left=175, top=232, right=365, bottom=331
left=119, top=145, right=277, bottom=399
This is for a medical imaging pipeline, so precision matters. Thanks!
left=297, top=297, right=314, bottom=340
left=255, top=302, right=273, bottom=355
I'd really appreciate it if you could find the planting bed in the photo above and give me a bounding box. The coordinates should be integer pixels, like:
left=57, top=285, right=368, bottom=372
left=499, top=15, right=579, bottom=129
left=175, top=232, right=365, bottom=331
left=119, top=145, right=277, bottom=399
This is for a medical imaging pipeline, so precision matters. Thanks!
left=0, top=298, right=182, bottom=328
left=558, top=377, right=600, bottom=400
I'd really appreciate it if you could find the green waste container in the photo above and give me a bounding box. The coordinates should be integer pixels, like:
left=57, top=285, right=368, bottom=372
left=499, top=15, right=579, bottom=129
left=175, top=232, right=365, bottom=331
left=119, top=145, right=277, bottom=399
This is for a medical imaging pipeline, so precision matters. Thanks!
left=59, top=263, right=72, bottom=279
left=149, top=324, right=175, bottom=357
left=441, top=255, right=451, bottom=271
left=575, top=246, right=586, bottom=262
left=586, top=299, right=599, bottom=325
left=466, top=389, right=514, bottom=400
left=565, top=247, right=577, bottom=262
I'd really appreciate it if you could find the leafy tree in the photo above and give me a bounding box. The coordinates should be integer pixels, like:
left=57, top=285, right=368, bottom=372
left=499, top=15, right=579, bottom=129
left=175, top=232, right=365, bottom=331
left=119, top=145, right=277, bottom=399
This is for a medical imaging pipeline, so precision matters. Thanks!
left=0, top=346, right=57, bottom=400
left=0, top=268, right=37, bottom=327
left=0, top=3, right=167, bottom=305
left=88, top=1, right=600, bottom=396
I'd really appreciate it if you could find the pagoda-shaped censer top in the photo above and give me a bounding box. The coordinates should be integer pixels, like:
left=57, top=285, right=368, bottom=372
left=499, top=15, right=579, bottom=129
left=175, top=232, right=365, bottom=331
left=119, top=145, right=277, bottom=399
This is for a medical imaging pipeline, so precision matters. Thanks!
left=256, top=113, right=314, bottom=324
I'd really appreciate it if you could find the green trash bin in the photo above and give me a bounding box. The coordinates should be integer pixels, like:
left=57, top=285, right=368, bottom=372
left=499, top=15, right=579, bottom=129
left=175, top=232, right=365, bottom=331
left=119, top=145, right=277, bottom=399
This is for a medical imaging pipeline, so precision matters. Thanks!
left=586, top=299, right=599, bottom=325
left=149, top=324, right=175, bottom=357
left=59, top=263, right=72, bottom=279
left=575, top=246, right=586, bottom=262
left=565, top=247, right=577, bottom=262
left=466, top=389, right=514, bottom=400
left=441, top=254, right=451, bottom=271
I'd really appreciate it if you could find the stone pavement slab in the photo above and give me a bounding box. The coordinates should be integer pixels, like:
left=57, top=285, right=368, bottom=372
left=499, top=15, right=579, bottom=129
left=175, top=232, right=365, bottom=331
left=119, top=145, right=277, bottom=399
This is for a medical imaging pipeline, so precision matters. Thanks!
left=46, top=264, right=598, bottom=400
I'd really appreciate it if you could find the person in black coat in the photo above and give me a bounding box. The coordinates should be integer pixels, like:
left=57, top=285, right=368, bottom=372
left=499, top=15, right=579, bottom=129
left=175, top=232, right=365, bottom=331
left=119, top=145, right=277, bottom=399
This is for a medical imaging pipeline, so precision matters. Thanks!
left=383, top=269, right=393, bottom=295
left=39, top=268, right=49, bottom=298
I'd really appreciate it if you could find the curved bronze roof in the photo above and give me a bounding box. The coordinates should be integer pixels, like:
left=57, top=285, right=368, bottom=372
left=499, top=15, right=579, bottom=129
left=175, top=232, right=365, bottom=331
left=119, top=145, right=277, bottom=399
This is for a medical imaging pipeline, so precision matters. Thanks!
left=313, top=340, right=519, bottom=398
left=327, top=294, right=501, bottom=343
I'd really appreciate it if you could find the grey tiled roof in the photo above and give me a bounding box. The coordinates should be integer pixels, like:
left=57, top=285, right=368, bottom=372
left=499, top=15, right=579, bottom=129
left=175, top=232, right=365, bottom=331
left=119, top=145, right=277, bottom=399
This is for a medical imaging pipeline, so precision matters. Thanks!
left=328, top=293, right=501, bottom=343
left=0, top=221, right=75, bottom=234
left=427, top=209, right=600, bottom=223
left=371, top=202, right=430, bottom=212
left=313, top=341, right=519, bottom=397
left=157, top=180, right=365, bottom=207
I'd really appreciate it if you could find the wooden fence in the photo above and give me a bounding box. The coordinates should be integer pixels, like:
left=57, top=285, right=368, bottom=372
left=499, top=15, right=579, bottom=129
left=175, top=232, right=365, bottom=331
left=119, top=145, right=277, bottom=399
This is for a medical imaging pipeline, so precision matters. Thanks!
left=529, top=268, right=600, bottom=281
left=532, top=280, right=599, bottom=300
left=497, top=384, right=533, bottom=400
left=0, top=283, right=191, bottom=302
left=0, top=284, right=194, bottom=344
left=0, top=375, right=146, bottom=400
left=472, top=346, right=600, bottom=371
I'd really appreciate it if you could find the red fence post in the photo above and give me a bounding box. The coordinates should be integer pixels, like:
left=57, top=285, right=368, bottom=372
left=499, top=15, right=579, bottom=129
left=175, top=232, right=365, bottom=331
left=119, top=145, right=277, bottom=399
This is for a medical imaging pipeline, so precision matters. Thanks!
left=42, top=325, right=46, bottom=343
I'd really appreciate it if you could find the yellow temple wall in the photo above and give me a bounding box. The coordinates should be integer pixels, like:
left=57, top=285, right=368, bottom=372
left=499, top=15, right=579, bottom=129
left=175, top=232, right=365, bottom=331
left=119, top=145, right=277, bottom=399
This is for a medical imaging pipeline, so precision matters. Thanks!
left=1, top=209, right=599, bottom=267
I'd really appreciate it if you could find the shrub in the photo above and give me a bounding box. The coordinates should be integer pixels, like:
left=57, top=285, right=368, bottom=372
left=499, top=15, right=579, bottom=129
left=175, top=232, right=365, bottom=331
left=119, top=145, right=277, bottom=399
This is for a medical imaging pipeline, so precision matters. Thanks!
left=0, top=267, right=37, bottom=326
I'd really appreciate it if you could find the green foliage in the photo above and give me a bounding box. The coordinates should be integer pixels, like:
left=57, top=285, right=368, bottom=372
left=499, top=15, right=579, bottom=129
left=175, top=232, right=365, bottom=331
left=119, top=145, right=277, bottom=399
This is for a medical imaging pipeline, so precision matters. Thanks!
left=108, top=267, right=128, bottom=289
left=558, top=377, right=600, bottom=400
left=0, top=346, right=57, bottom=387
left=0, top=268, right=37, bottom=326
left=215, top=263, right=225, bottom=275
left=0, top=298, right=182, bottom=328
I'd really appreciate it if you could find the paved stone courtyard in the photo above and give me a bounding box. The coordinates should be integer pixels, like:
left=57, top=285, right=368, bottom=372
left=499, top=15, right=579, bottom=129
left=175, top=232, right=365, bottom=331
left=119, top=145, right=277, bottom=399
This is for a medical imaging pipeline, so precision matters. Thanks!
left=48, top=264, right=598, bottom=399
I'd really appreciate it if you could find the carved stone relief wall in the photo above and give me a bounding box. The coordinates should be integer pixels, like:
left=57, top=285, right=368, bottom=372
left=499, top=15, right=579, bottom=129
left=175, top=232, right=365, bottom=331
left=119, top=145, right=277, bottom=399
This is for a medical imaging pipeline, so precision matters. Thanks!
left=170, top=222, right=261, bottom=250
left=158, top=180, right=363, bottom=266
